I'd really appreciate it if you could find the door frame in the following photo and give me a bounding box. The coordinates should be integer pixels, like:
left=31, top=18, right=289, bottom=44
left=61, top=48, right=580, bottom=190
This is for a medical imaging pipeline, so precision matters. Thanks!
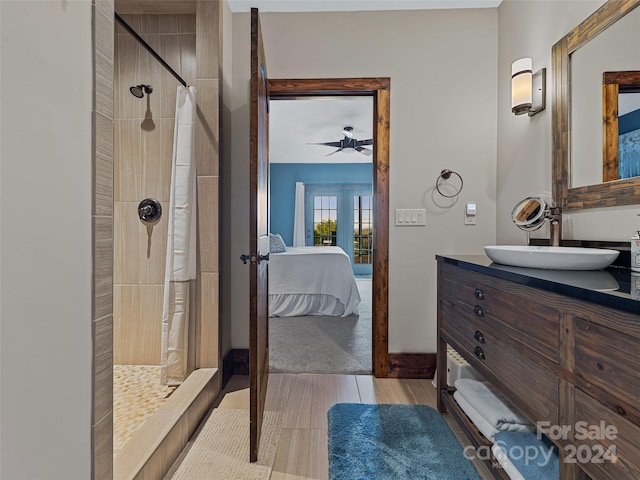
left=268, top=78, right=390, bottom=377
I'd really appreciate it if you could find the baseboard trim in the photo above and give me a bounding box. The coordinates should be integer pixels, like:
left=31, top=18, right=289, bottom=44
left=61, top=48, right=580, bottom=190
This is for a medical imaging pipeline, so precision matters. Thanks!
left=387, top=353, right=436, bottom=379
left=224, top=350, right=434, bottom=381
left=222, top=348, right=250, bottom=388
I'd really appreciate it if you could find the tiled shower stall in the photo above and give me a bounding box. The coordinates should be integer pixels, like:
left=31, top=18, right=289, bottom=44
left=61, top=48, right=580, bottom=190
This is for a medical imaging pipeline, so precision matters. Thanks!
left=91, top=1, right=222, bottom=478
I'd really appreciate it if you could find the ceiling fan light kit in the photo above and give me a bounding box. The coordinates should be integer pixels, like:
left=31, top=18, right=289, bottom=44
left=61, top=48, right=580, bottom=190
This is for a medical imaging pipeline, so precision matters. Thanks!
left=309, top=126, right=373, bottom=156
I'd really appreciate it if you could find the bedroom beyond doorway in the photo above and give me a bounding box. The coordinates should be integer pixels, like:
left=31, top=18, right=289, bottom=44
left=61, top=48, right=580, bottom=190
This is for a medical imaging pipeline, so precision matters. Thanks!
left=269, top=275, right=372, bottom=374
left=267, top=96, right=373, bottom=374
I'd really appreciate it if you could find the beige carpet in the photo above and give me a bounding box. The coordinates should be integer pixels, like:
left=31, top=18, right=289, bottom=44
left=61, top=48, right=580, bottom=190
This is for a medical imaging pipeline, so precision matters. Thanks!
left=269, top=276, right=372, bottom=374
left=164, top=408, right=283, bottom=480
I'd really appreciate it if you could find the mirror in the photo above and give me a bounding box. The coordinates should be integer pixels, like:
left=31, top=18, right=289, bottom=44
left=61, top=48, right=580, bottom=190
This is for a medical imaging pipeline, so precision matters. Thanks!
left=552, top=0, right=640, bottom=210
left=512, top=196, right=547, bottom=231
left=602, top=71, right=640, bottom=182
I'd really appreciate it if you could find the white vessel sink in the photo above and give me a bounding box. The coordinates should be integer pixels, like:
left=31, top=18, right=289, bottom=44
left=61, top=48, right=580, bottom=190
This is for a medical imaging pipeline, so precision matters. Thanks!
left=483, top=245, right=620, bottom=271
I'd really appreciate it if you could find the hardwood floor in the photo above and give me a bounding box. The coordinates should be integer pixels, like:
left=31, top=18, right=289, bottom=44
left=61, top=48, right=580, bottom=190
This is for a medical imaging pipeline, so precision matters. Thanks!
left=214, top=374, right=439, bottom=479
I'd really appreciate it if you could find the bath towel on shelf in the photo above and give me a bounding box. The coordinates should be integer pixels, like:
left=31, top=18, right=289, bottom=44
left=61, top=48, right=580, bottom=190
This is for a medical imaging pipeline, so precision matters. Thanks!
left=454, top=379, right=535, bottom=433
left=453, top=390, right=499, bottom=441
left=491, top=443, right=525, bottom=480
left=493, top=431, right=559, bottom=480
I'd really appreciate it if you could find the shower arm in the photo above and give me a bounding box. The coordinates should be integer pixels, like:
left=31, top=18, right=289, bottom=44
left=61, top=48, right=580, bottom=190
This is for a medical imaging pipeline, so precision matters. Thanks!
left=115, top=12, right=188, bottom=88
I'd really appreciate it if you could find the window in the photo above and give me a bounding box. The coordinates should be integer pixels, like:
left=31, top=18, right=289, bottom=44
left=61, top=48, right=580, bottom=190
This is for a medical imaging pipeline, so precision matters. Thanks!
left=353, top=195, right=373, bottom=264
left=313, top=195, right=337, bottom=246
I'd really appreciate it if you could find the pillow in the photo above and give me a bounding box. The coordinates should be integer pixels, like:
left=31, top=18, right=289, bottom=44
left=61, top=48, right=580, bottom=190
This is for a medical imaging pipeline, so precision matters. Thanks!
left=269, top=233, right=287, bottom=253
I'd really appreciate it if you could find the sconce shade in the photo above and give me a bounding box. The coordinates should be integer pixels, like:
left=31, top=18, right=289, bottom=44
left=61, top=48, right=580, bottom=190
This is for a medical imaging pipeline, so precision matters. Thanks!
left=512, top=58, right=533, bottom=115
left=511, top=57, right=546, bottom=116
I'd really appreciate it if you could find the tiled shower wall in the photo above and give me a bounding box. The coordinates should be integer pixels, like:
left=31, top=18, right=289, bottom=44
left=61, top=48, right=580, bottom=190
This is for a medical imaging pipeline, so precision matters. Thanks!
left=114, top=13, right=196, bottom=364
left=113, top=6, right=220, bottom=370
left=94, top=2, right=220, bottom=478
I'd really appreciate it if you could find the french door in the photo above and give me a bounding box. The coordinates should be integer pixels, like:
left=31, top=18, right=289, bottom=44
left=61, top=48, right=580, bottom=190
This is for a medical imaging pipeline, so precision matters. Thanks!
left=305, top=184, right=373, bottom=275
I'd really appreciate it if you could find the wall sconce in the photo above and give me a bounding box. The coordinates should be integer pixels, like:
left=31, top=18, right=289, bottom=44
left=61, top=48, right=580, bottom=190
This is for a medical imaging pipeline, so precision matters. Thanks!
left=511, top=58, right=546, bottom=116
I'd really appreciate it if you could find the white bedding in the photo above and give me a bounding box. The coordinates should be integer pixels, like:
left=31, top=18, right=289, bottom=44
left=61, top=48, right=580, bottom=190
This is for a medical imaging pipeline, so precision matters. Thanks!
left=268, top=246, right=361, bottom=317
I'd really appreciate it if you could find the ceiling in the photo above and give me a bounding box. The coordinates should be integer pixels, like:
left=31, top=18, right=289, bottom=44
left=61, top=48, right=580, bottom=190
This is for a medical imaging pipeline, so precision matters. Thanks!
left=269, top=97, right=374, bottom=164
left=228, top=0, right=502, bottom=13
left=114, top=0, right=502, bottom=14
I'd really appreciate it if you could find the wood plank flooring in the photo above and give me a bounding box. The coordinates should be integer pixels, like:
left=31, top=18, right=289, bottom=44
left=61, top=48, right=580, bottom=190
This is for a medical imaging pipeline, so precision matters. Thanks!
left=214, top=374, right=440, bottom=479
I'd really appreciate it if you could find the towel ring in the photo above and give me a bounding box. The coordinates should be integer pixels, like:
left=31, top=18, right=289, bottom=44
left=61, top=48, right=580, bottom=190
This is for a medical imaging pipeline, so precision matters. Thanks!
left=435, top=169, right=463, bottom=198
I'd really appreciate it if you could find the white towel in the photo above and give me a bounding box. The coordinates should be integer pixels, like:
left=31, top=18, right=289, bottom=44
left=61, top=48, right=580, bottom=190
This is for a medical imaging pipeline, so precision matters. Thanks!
left=453, top=390, right=499, bottom=441
left=455, top=378, right=534, bottom=432
left=492, top=443, right=526, bottom=480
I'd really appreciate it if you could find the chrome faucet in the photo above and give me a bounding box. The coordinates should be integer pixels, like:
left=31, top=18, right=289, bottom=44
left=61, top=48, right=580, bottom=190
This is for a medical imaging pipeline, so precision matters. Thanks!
left=548, top=206, right=562, bottom=247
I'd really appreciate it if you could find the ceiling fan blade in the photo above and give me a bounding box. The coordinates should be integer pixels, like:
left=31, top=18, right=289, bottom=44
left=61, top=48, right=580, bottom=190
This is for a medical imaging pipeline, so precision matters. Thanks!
left=356, top=146, right=373, bottom=156
left=357, top=139, right=374, bottom=146
left=325, top=148, right=343, bottom=156
left=308, top=141, right=342, bottom=148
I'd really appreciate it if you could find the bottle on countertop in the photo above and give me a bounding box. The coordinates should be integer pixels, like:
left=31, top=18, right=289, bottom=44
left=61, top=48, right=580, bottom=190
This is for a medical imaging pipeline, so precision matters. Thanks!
left=632, top=229, right=640, bottom=272
left=631, top=271, right=640, bottom=300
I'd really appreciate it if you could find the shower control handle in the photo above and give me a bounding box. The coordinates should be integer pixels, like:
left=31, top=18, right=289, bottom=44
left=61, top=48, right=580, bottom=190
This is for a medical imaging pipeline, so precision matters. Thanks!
left=138, top=198, right=162, bottom=224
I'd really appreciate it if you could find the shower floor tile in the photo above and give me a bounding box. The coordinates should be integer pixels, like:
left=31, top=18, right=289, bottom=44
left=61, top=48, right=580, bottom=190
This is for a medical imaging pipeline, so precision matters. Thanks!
left=113, top=365, right=177, bottom=456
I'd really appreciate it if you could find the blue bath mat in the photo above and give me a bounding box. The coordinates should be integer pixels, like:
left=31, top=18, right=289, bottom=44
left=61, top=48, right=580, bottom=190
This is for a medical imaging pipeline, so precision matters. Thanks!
left=328, top=403, right=480, bottom=480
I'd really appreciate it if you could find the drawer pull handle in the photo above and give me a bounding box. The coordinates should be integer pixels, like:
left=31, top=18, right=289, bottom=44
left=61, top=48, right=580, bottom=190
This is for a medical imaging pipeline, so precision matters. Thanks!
left=473, top=305, right=485, bottom=317
left=474, top=330, right=485, bottom=344
left=474, top=288, right=485, bottom=299
left=474, top=346, right=485, bottom=360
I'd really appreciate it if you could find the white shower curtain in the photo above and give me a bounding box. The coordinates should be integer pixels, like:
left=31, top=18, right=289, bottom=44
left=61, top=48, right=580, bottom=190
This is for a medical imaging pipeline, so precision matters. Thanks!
left=293, top=181, right=305, bottom=246
left=161, top=85, right=197, bottom=386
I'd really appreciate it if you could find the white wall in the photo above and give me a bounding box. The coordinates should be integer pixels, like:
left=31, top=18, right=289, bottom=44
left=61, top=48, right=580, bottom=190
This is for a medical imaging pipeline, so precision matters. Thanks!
left=496, top=0, right=640, bottom=245
left=0, top=2, right=93, bottom=479
left=227, top=8, right=498, bottom=352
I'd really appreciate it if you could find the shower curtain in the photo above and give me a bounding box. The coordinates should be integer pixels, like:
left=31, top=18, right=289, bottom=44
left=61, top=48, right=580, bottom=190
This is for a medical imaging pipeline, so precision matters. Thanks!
left=293, top=182, right=305, bottom=246
left=161, top=85, right=197, bottom=386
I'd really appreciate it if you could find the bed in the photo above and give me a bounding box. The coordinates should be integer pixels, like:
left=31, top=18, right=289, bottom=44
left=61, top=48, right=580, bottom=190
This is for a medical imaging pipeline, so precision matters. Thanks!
left=268, top=246, right=361, bottom=317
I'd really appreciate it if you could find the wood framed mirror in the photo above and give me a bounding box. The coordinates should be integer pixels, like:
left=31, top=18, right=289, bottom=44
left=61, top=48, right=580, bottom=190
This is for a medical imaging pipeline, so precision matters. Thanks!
left=552, top=0, right=640, bottom=210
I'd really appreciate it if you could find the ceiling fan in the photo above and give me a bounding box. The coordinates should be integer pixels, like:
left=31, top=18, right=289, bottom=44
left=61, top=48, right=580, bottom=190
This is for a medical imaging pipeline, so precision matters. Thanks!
left=309, top=126, right=373, bottom=156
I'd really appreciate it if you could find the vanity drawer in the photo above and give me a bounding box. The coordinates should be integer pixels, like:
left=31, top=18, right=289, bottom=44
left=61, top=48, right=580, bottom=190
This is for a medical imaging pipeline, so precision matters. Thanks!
left=440, top=299, right=559, bottom=424
left=439, top=262, right=561, bottom=365
left=575, top=318, right=640, bottom=413
left=574, top=389, right=640, bottom=480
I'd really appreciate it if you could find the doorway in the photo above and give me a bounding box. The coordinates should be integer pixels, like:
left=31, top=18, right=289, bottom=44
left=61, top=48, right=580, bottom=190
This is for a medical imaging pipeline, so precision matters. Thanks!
left=268, top=78, right=391, bottom=377
left=268, top=96, right=374, bottom=374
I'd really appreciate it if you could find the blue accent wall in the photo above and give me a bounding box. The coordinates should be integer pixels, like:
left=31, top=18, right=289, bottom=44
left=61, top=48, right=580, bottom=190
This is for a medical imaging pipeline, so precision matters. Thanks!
left=270, top=163, right=373, bottom=245
left=619, top=108, right=640, bottom=135
left=619, top=109, right=640, bottom=179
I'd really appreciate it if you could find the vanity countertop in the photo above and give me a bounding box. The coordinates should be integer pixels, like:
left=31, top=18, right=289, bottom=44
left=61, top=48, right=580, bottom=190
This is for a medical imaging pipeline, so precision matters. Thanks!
left=436, top=254, right=640, bottom=315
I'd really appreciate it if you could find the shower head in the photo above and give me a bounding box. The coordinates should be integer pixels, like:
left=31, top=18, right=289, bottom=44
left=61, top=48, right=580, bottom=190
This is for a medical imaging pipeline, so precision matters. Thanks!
left=130, top=84, right=153, bottom=98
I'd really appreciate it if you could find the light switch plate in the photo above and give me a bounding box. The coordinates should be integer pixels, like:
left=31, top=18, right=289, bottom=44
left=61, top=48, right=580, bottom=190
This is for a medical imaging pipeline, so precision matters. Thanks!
left=395, top=208, right=426, bottom=226
left=465, top=202, right=477, bottom=225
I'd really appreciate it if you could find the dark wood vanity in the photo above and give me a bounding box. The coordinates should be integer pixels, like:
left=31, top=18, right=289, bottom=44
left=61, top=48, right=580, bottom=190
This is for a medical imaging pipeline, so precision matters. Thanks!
left=436, top=254, right=640, bottom=480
